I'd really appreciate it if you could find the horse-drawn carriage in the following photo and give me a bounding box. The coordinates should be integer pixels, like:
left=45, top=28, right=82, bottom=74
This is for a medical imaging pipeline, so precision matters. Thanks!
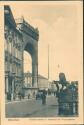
left=58, top=84, right=78, bottom=116
left=54, top=73, right=78, bottom=116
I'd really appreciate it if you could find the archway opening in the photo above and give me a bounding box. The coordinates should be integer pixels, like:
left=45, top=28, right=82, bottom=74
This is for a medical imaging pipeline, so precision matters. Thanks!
left=24, top=51, right=32, bottom=88
left=24, top=42, right=38, bottom=88
left=24, top=51, right=32, bottom=73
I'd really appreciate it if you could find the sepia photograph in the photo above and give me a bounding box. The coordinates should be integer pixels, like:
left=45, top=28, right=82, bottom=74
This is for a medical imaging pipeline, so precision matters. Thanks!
left=0, top=1, right=83, bottom=125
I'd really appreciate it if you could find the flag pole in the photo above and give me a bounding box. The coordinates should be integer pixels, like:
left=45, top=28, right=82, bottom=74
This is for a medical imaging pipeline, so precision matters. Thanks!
left=48, top=44, right=49, bottom=80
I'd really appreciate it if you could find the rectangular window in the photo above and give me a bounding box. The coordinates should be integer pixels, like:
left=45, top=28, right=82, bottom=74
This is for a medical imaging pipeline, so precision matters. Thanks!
left=10, top=63, right=12, bottom=73
left=15, top=65, right=17, bottom=75
left=15, top=48, right=18, bottom=58
left=5, top=62, right=8, bottom=72
left=18, top=50, right=21, bottom=60
left=9, top=42, right=12, bottom=54
left=25, top=77, right=27, bottom=84
left=5, top=39, right=7, bottom=51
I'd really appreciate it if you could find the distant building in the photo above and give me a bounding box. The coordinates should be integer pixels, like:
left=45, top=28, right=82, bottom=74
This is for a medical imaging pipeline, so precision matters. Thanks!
left=38, top=74, right=49, bottom=90
left=24, top=72, right=50, bottom=90
left=24, top=72, right=32, bottom=88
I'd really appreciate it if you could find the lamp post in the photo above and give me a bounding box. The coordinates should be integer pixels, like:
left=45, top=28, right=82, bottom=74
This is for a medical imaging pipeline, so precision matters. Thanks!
left=48, top=44, right=49, bottom=80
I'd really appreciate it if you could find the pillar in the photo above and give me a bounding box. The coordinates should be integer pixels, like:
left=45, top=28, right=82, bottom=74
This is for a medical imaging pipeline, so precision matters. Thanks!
left=11, top=78, right=15, bottom=101
left=32, top=52, right=38, bottom=88
left=32, top=63, right=38, bottom=88
left=5, top=76, right=9, bottom=100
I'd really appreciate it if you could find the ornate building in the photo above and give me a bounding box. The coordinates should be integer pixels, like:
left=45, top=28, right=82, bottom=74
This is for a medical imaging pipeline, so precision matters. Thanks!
left=4, top=6, right=24, bottom=101
left=4, top=6, right=39, bottom=101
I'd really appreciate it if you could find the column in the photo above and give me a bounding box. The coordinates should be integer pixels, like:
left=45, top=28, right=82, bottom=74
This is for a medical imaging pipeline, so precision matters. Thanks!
left=32, top=52, right=38, bottom=88
left=32, top=63, right=38, bottom=88
left=5, top=76, right=9, bottom=100
left=11, top=78, right=15, bottom=101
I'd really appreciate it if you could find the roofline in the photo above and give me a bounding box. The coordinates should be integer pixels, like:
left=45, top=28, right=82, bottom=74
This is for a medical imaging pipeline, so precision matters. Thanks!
left=4, top=5, right=16, bottom=28
left=4, top=5, right=22, bottom=36
left=24, top=72, right=48, bottom=80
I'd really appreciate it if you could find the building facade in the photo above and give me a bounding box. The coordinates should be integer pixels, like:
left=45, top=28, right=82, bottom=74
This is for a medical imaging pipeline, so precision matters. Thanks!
left=23, top=72, right=50, bottom=98
left=38, top=75, right=49, bottom=90
left=24, top=72, right=32, bottom=88
left=4, top=6, right=39, bottom=101
left=24, top=72, right=50, bottom=90
left=5, top=6, right=24, bottom=101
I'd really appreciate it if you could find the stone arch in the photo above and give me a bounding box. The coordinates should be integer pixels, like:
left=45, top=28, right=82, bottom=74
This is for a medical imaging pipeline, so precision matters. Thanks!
left=24, top=42, right=38, bottom=87
left=16, top=17, right=39, bottom=88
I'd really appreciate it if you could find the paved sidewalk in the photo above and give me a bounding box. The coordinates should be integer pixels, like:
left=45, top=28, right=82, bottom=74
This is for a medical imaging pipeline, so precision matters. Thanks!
left=5, top=96, right=58, bottom=117
left=6, top=98, right=35, bottom=104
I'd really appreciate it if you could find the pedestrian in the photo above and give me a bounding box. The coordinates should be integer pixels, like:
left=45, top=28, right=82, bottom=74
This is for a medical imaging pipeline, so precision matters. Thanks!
left=54, top=91, right=56, bottom=96
left=33, top=91, right=35, bottom=98
left=42, top=90, right=46, bottom=105
left=28, top=93, right=30, bottom=99
left=18, top=92, right=21, bottom=100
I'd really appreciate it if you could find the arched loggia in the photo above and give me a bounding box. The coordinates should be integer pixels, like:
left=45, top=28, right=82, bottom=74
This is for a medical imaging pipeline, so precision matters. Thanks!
left=16, top=17, right=39, bottom=88
left=24, top=43, right=38, bottom=88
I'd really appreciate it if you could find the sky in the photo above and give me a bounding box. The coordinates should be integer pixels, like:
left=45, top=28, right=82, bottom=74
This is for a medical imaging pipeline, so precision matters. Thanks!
left=8, top=1, right=83, bottom=81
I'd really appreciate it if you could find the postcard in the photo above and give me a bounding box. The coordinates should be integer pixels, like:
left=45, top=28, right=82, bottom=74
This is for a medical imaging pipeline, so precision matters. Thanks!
left=0, top=1, right=83, bottom=125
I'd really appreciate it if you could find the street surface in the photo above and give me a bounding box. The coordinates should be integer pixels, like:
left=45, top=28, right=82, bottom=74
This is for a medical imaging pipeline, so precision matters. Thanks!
left=6, top=95, right=59, bottom=117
